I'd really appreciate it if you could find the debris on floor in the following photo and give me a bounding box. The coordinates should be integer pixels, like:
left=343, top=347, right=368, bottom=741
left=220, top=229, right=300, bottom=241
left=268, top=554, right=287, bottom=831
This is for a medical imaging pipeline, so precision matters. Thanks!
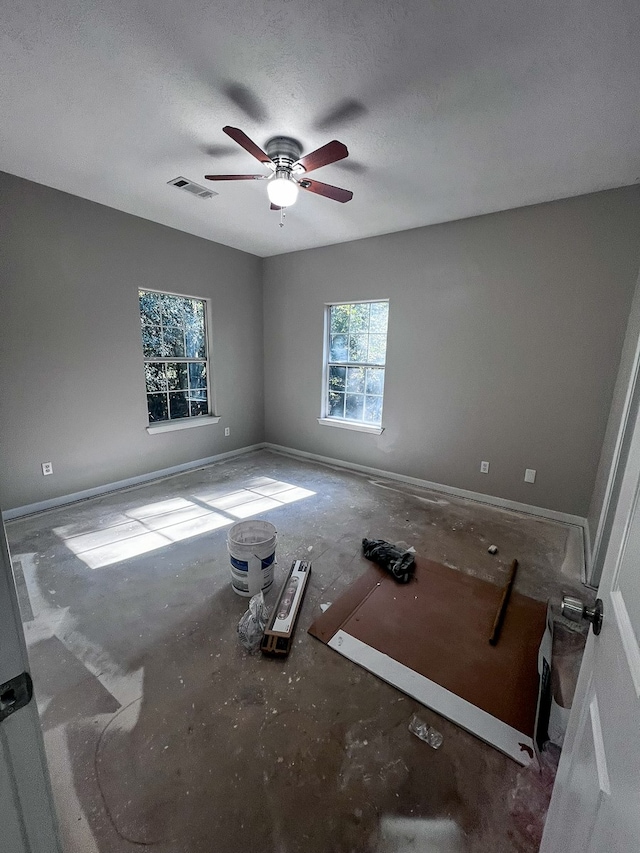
left=394, top=540, right=417, bottom=554
left=509, top=743, right=560, bottom=847
left=488, top=545, right=499, bottom=554
left=309, top=556, right=549, bottom=765
left=237, top=591, right=269, bottom=652
left=408, top=713, right=444, bottom=749
left=320, top=602, right=332, bottom=612
left=362, top=538, right=416, bottom=583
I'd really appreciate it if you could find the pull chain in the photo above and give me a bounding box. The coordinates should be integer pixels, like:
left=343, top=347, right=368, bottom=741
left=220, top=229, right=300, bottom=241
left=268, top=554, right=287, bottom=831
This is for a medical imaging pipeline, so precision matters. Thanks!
left=279, top=207, right=286, bottom=228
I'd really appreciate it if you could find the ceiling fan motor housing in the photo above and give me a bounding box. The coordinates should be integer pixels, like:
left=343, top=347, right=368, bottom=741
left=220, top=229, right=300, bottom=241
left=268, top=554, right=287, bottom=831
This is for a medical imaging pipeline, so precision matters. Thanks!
left=266, top=136, right=304, bottom=176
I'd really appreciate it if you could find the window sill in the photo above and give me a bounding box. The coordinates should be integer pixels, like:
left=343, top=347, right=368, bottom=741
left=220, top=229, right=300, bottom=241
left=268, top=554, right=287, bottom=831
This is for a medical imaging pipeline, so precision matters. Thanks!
left=147, top=415, right=221, bottom=434
left=317, top=417, right=384, bottom=435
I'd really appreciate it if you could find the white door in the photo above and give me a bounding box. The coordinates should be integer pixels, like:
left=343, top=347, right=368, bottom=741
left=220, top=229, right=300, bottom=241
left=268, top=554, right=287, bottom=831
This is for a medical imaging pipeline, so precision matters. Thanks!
left=0, top=515, right=62, bottom=853
left=541, top=406, right=640, bottom=850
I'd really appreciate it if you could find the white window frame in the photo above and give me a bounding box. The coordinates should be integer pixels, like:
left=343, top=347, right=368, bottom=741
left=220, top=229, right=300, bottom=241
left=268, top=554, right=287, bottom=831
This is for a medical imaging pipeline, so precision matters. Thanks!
left=139, top=288, right=220, bottom=434
left=318, top=299, right=388, bottom=436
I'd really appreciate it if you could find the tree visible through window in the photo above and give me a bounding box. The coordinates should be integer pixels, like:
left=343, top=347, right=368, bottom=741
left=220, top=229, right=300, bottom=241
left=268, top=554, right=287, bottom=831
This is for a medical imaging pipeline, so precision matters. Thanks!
left=326, top=300, right=388, bottom=426
left=139, top=290, right=210, bottom=423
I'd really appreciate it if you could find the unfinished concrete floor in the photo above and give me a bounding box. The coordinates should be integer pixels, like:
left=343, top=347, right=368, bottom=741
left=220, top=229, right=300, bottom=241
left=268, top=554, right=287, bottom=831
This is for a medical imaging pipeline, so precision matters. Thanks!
left=7, top=449, right=590, bottom=853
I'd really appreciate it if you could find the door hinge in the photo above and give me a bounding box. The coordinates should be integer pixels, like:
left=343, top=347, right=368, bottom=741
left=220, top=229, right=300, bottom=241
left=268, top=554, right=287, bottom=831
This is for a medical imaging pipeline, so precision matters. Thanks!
left=0, top=672, right=33, bottom=723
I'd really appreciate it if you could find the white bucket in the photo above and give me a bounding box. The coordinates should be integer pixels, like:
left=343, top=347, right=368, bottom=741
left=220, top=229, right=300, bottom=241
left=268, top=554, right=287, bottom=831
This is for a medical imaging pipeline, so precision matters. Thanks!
left=227, top=520, right=277, bottom=597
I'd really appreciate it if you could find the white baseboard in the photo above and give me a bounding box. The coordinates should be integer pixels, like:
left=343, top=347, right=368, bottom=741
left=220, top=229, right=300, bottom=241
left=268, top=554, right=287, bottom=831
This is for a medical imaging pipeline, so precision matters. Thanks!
left=263, top=442, right=588, bottom=530
left=2, top=444, right=264, bottom=521
left=4, top=439, right=589, bottom=544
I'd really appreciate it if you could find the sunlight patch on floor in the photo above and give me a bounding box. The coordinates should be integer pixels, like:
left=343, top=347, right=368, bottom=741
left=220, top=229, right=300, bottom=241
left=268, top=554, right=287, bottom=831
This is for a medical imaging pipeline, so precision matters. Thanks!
left=53, top=479, right=315, bottom=569
left=196, top=481, right=316, bottom=519
left=374, top=817, right=465, bottom=853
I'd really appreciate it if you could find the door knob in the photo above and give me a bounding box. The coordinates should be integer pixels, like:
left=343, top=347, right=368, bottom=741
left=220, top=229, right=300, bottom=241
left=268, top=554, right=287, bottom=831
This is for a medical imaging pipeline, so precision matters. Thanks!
left=561, top=596, right=603, bottom=635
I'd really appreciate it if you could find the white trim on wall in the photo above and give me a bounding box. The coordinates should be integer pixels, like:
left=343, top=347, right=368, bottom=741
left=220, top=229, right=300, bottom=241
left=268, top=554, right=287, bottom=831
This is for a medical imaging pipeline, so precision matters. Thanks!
left=3, top=440, right=589, bottom=562
left=2, top=444, right=264, bottom=521
left=147, top=415, right=221, bottom=434
left=263, top=442, right=588, bottom=529
left=317, top=417, right=383, bottom=435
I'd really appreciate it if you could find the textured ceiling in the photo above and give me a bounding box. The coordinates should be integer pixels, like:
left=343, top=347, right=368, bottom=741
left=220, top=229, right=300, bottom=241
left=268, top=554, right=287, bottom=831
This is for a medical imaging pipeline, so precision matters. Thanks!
left=1, top=0, right=639, bottom=257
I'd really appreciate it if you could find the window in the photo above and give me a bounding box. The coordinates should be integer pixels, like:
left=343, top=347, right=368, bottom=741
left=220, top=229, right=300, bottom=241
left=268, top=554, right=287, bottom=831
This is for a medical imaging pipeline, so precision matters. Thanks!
left=139, top=289, right=212, bottom=424
left=322, top=300, right=388, bottom=431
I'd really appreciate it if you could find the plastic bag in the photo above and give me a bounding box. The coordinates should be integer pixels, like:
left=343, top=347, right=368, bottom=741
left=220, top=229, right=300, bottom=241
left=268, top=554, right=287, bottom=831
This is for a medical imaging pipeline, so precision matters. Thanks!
left=408, top=713, right=443, bottom=749
left=237, top=591, right=269, bottom=653
left=362, top=538, right=416, bottom=583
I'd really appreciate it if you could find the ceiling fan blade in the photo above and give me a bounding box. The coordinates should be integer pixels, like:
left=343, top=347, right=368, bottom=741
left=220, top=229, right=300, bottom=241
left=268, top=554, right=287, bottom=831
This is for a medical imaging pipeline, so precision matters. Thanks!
left=204, top=174, right=267, bottom=181
left=298, top=178, right=353, bottom=203
left=223, top=126, right=274, bottom=166
left=293, top=140, right=348, bottom=173
left=270, top=203, right=282, bottom=211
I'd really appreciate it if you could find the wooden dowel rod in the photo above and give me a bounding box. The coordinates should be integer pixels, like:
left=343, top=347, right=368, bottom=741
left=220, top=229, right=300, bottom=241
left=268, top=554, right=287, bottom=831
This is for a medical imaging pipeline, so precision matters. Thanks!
left=489, top=559, right=518, bottom=646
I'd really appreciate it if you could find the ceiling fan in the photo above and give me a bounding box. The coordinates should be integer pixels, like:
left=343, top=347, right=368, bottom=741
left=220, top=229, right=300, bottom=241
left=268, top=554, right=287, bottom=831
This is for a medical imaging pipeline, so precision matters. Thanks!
left=204, top=126, right=353, bottom=209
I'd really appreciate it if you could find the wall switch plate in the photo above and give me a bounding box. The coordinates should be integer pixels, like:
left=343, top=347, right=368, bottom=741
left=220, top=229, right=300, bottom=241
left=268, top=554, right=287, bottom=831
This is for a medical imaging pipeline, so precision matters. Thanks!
left=524, top=468, right=536, bottom=483
left=480, top=461, right=490, bottom=474
left=224, top=427, right=230, bottom=436
left=42, top=462, right=53, bottom=476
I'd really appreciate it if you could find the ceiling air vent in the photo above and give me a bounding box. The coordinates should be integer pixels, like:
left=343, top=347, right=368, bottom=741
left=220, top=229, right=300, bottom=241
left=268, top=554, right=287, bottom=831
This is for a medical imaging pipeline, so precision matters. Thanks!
left=168, top=176, right=218, bottom=200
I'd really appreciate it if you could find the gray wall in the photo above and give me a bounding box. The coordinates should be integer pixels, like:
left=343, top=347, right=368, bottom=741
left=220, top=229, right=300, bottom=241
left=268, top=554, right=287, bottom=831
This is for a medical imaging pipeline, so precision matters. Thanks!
left=3, top=172, right=639, bottom=519
left=263, top=188, right=640, bottom=517
left=0, top=172, right=264, bottom=511
left=587, top=268, right=640, bottom=582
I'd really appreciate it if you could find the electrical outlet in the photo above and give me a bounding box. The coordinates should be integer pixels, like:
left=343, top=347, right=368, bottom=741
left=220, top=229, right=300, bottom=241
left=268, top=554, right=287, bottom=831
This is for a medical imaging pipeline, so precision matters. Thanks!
left=480, top=461, right=489, bottom=474
left=524, top=468, right=536, bottom=483
left=224, top=427, right=230, bottom=437
left=42, top=462, right=53, bottom=476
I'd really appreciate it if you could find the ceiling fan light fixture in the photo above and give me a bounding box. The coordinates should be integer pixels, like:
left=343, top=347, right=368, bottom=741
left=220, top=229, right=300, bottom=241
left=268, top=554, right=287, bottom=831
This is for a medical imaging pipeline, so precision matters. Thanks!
left=204, top=127, right=352, bottom=210
left=267, top=173, right=299, bottom=207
